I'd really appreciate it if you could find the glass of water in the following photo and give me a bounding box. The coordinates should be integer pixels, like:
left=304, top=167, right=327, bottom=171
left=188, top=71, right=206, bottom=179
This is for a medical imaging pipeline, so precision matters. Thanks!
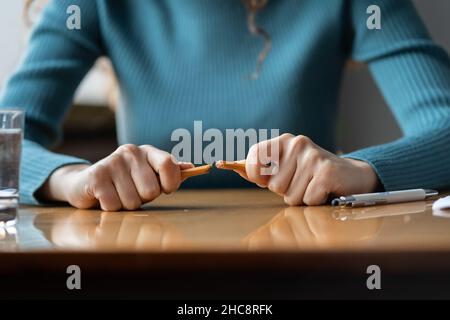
left=0, top=110, right=24, bottom=216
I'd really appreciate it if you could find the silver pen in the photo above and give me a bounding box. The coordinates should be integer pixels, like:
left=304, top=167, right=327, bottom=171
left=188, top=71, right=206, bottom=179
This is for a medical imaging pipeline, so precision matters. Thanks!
left=331, top=188, right=438, bottom=207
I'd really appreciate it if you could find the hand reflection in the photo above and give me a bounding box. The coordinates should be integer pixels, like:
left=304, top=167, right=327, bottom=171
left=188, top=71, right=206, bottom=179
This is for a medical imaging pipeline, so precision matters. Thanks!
left=34, top=201, right=427, bottom=251
left=36, top=210, right=186, bottom=250
left=243, top=206, right=383, bottom=250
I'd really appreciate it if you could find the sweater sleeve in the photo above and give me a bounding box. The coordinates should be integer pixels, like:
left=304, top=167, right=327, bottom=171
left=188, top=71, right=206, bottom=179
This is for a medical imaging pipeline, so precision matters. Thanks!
left=0, top=0, right=103, bottom=204
left=342, top=0, right=450, bottom=191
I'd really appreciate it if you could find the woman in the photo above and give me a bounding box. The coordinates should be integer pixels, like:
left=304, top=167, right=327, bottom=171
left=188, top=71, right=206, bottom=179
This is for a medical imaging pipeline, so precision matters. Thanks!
left=1, top=0, right=449, bottom=211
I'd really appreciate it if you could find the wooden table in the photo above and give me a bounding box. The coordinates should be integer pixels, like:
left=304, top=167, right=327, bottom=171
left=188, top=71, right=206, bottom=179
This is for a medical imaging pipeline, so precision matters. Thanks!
left=1, top=189, right=450, bottom=299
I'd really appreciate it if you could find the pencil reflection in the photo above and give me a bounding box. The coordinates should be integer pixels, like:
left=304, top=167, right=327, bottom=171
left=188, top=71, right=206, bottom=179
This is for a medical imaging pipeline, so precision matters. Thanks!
left=34, top=210, right=187, bottom=250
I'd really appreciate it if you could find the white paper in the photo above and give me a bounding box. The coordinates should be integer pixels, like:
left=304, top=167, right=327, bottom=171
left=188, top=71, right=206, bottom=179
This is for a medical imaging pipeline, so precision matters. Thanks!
left=432, top=196, right=450, bottom=211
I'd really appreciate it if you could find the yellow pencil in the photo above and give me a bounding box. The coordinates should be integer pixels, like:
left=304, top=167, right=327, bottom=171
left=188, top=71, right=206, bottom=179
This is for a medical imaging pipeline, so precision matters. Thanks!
left=181, top=164, right=212, bottom=179
left=215, top=160, right=246, bottom=171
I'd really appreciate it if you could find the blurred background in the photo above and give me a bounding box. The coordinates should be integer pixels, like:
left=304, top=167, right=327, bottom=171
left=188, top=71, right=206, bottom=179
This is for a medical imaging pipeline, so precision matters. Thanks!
left=0, top=0, right=449, bottom=162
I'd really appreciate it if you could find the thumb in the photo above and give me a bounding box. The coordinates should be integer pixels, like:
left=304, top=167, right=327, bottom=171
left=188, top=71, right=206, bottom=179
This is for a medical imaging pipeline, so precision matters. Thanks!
left=179, top=162, right=196, bottom=182
left=179, top=162, right=195, bottom=170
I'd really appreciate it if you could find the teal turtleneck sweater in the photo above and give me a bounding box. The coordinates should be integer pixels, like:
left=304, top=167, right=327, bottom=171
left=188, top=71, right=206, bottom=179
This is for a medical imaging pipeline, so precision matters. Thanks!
left=1, top=0, right=450, bottom=204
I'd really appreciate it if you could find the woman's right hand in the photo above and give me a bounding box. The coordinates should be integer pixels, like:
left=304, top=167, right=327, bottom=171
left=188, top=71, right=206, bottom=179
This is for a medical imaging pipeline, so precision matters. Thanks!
left=38, top=144, right=193, bottom=211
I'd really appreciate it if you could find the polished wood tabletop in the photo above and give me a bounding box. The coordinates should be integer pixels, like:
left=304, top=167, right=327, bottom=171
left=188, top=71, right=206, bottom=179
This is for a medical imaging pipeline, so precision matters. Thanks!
left=2, top=189, right=450, bottom=253
left=2, top=189, right=450, bottom=298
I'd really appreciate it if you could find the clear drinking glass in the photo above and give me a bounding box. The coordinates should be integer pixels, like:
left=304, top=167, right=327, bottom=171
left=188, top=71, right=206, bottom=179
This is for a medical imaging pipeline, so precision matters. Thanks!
left=0, top=110, right=24, bottom=217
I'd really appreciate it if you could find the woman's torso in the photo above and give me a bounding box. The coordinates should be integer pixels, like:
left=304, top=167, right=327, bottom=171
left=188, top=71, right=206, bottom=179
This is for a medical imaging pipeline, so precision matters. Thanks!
left=97, top=0, right=349, bottom=186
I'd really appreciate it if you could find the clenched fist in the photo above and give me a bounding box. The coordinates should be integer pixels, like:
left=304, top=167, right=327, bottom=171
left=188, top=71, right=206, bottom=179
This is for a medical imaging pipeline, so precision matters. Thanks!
left=38, top=144, right=193, bottom=211
left=234, top=134, right=380, bottom=205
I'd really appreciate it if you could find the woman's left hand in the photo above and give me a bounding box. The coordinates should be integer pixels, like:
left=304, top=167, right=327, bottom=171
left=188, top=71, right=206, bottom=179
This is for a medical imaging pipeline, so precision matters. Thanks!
left=233, top=133, right=380, bottom=206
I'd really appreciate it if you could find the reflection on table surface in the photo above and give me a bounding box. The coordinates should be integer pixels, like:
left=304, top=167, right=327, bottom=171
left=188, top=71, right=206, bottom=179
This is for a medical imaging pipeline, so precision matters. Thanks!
left=2, top=189, right=450, bottom=252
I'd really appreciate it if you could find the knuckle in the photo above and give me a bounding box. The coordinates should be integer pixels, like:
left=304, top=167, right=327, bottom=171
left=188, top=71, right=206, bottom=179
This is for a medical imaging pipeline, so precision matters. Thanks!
left=302, top=197, right=313, bottom=206
left=284, top=195, right=300, bottom=206
left=117, top=144, right=139, bottom=154
left=160, top=155, right=177, bottom=172
left=302, top=193, right=316, bottom=206
left=139, top=144, right=154, bottom=156
left=291, top=135, right=310, bottom=149
left=104, top=203, right=122, bottom=212
left=305, top=198, right=322, bottom=206
left=268, top=180, right=284, bottom=195
left=124, top=200, right=142, bottom=211
left=143, top=185, right=161, bottom=201
left=89, top=165, right=108, bottom=182
left=305, top=148, right=321, bottom=164
left=100, top=198, right=121, bottom=212
left=107, top=154, right=125, bottom=169
left=280, top=133, right=295, bottom=141
left=303, top=188, right=328, bottom=206
left=116, top=144, right=141, bottom=162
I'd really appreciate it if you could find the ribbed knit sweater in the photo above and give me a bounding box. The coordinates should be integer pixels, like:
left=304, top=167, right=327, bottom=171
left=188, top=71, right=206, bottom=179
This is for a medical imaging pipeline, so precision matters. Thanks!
left=1, top=0, right=450, bottom=204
